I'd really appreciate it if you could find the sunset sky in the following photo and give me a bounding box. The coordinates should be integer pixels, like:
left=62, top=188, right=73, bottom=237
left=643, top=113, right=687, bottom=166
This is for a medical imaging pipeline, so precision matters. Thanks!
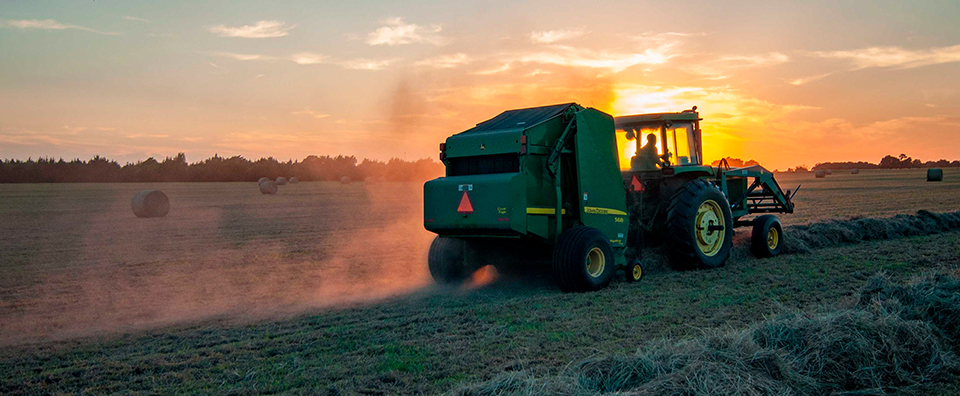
left=2, top=0, right=959, bottom=170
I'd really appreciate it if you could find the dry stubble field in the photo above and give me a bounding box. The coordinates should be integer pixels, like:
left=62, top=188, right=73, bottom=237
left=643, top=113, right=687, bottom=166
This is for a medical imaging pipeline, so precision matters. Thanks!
left=0, top=181, right=434, bottom=345
left=1, top=168, right=959, bottom=395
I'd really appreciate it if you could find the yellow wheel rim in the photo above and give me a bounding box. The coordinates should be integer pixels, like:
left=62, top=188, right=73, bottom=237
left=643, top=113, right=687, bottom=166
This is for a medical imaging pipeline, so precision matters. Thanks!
left=695, top=199, right=725, bottom=257
left=586, top=247, right=605, bottom=278
left=632, top=264, right=642, bottom=280
left=767, top=227, right=779, bottom=250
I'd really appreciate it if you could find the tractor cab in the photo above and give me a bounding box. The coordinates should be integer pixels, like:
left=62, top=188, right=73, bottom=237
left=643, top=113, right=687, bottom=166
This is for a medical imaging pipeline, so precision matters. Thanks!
left=615, top=107, right=703, bottom=170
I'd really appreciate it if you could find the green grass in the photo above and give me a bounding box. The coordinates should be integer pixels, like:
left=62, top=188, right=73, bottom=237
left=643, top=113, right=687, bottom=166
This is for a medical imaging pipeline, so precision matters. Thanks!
left=455, top=272, right=960, bottom=396
left=2, top=231, right=960, bottom=395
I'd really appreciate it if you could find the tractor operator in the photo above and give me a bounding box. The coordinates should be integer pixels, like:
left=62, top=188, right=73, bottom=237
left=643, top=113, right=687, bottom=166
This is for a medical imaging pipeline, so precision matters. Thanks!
left=632, top=133, right=663, bottom=171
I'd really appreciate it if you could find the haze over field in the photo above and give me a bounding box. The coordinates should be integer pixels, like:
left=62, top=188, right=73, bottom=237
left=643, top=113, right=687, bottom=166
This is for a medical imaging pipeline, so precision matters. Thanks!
left=2, top=0, right=960, bottom=170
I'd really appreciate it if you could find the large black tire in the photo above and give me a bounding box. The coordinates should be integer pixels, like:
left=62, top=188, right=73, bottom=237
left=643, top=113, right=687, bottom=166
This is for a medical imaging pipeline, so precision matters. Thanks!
left=751, top=215, right=784, bottom=258
left=665, top=179, right=734, bottom=269
left=428, top=236, right=473, bottom=285
left=551, top=227, right=615, bottom=292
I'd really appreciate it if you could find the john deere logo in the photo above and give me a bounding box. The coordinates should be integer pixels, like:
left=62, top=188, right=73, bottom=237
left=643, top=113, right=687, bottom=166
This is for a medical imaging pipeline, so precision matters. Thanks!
left=479, top=143, right=486, bottom=150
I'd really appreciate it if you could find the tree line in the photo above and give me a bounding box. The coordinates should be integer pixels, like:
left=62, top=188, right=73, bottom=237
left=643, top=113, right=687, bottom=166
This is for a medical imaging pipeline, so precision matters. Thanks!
left=709, top=154, right=959, bottom=173
left=709, top=157, right=761, bottom=168
left=0, top=153, right=444, bottom=183
left=813, top=154, right=960, bottom=171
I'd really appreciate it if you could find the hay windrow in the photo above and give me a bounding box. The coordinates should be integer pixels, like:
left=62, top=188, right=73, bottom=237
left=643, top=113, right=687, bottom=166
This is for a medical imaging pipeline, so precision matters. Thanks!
left=450, top=273, right=960, bottom=396
left=858, top=272, right=960, bottom=344
left=638, top=210, right=960, bottom=272
left=783, top=210, right=960, bottom=254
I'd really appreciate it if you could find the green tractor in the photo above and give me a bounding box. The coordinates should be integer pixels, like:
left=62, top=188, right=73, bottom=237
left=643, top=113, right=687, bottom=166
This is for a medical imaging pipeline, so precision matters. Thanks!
left=423, top=103, right=794, bottom=292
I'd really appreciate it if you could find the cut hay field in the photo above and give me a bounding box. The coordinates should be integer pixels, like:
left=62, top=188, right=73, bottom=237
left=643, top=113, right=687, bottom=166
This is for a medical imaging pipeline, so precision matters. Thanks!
left=773, top=168, right=960, bottom=226
left=0, top=181, right=434, bottom=345
left=1, top=168, right=959, bottom=395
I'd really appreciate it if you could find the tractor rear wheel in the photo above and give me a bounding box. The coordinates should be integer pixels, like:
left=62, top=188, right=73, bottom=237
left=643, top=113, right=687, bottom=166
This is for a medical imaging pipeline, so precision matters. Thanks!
left=665, top=179, right=734, bottom=269
left=428, top=236, right=473, bottom=285
left=751, top=215, right=783, bottom=258
left=552, top=226, right=615, bottom=292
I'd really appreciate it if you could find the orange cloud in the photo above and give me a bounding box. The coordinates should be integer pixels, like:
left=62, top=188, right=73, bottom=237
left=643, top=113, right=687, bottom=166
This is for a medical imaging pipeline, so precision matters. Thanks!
left=366, top=17, right=445, bottom=46
left=530, top=28, right=588, bottom=44
left=2, top=19, right=119, bottom=35
left=209, top=20, right=294, bottom=38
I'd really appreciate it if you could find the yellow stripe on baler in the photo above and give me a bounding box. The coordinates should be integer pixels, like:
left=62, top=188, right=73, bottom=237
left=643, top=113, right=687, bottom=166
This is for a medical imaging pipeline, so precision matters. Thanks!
left=526, top=207, right=567, bottom=215
left=527, top=207, right=625, bottom=215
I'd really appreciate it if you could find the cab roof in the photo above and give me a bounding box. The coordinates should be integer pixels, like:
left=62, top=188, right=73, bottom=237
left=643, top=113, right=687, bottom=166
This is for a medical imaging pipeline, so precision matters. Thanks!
left=614, top=109, right=701, bottom=130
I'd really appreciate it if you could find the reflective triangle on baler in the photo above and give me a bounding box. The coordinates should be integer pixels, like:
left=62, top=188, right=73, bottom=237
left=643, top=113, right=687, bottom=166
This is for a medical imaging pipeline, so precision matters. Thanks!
left=457, top=191, right=474, bottom=214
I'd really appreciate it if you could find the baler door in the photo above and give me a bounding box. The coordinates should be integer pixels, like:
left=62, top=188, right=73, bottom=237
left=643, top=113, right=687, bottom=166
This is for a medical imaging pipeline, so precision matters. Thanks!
left=423, top=173, right=526, bottom=236
left=574, top=109, right=629, bottom=247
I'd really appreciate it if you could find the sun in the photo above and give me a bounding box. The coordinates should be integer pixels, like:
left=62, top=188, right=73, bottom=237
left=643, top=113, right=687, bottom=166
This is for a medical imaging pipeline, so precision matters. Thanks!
left=615, top=132, right=637, bottom=170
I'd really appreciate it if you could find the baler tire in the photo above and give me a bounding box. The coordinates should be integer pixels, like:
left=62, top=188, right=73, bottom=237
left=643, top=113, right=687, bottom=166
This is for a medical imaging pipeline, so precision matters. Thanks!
left=751, top=215, right=783, bottom=258
left=665, top=179, right=734, bottom=269
left=552, top=226, right=615, bottom=292
left=625, top=259, right=643, bottom=282
left=428, top=236, right=472, bottom=285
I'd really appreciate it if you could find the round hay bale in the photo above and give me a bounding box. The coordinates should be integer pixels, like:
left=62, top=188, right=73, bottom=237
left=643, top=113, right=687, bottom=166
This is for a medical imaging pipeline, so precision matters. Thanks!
left=364, top=176, right=376, bottom=184
left=258, top=177, right=270, bottom=184
left=259, top=180, right=278, bottom=194
left=276, top=177, right=288, bottom=186
left=927, top=168, right=943, bottom=182
left=377, top=176, right=386, bottom=182
left=825, top=169, right=833, bottom=175
left=851, top=168, right=860, bottom=175
left=340, top=176, right=352, bottom=184
left=815, top=170, right=826, bottom=178
left=131, top=190, right=170, bottom=218
left=289, top=177, right=299, bottom=184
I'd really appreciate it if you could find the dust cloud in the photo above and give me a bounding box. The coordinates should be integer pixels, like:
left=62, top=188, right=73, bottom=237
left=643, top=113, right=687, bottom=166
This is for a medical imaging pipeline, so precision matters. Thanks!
left=0, top=182, right=435, bottom=346
left=361, top=71, right=617, bottom=162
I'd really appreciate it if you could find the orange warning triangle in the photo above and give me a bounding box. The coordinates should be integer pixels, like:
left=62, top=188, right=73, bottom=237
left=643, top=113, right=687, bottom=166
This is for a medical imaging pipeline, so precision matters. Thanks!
left=457, top=191, right=474, bottom=214
left=630, top=175, right=643, bottom=192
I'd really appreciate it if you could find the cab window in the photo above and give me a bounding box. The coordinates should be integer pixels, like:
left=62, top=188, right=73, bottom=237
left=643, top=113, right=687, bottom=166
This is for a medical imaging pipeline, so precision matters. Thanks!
left=666, top=123, right=700, bottom=166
